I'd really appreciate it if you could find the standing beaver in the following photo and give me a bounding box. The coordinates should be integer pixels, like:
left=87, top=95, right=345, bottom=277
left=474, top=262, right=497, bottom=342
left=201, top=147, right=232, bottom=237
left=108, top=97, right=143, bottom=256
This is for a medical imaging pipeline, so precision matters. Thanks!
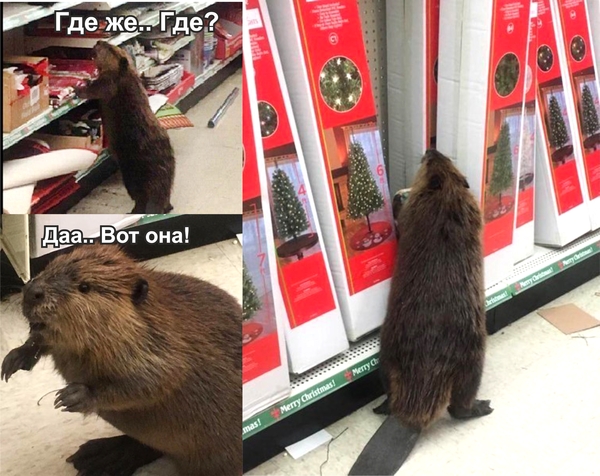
left=76, top=41, right=175, bottom=214
left=350, top=149, right=493, bottom=475
left=1, top=244, right=241, bottom=476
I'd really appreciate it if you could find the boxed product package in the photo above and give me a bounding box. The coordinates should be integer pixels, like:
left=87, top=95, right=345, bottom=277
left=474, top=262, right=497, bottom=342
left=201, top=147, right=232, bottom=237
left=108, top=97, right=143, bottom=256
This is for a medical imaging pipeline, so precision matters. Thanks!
left=169, top=32, right=205, bottom=76
left=248, top=0, right=348, bottom=373
left=3, top=56, right=50, bottom=132
left=513, top=2, right=539, bottom=263
left=550, top=0, right=600, bottom=230
left=590, top=0, right=600, bottom=67
left=534, top=0, right=591, bottom=246
left=442, top=0, right=531, bottom=287
left=436, top=0, right=465, bottom=162
left=266, top=0, right=397, bottom=341
left=242, top=51, right=291, bottom=420
left=387, top=0, right=440, bottom=191
left=216, top=19, right=243, bottom=60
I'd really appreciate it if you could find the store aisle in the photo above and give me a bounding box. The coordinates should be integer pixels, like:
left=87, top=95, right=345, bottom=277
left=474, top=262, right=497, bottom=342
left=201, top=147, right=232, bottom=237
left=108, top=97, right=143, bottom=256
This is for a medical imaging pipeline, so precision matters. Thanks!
left=68, top=70, right=242, bottom=215
left=0, top=241, right=241, bottom=476
left=247, top=276, right=600, bottom=476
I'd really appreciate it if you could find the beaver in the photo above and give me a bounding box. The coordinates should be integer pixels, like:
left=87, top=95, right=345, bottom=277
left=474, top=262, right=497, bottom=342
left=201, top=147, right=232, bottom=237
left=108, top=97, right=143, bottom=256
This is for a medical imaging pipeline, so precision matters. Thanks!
left=1, top=244, right=241, bottom=476
left=350, top=149, right=493, bottom=475
left=76, top=41, right=175, bottom=214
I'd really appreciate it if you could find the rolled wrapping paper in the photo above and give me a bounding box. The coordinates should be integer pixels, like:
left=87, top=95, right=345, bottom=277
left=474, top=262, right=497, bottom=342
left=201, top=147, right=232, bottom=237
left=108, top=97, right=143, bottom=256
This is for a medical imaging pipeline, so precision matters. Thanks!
left=2, top=184, right=35, bottom=214
left=2, top=149, right=98, bottom=190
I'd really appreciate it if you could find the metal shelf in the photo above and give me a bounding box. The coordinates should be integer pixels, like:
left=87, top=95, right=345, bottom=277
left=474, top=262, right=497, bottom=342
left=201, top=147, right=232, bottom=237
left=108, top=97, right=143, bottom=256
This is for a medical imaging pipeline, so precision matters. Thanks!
left=242, top=228, right=600, bottom=439
left=2, top=1, right=82, bottom=32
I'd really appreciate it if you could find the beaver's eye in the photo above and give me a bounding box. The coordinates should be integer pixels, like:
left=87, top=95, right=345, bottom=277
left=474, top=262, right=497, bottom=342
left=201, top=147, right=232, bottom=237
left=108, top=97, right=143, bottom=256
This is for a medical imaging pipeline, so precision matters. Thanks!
left=78, top=282, right=90, bottom=293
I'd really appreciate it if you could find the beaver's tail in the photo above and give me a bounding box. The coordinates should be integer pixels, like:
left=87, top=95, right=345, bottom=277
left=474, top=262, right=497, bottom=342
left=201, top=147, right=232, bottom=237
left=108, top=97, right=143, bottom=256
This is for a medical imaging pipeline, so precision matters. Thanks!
left=348, top=416, right=420, bottom=476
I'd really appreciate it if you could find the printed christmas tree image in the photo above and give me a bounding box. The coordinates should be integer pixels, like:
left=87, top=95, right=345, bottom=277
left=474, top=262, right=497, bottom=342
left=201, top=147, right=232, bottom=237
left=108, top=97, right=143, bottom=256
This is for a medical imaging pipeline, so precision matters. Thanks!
left=494, top=53, right=520, bottom=97
left=347, top=142, right=391, bottom=250
left=319, top=57, right=363, bottom=112
left=548, top=95, right=571, bottom=164
left=243, top=263, right=261, bottom=321
left=489, top=122, right=514, bottom=209
left=271, top=168, right=318, bottom=260
left=258, top=101, right=278, bottom=137
left=581, top=84, right=600, bottom=150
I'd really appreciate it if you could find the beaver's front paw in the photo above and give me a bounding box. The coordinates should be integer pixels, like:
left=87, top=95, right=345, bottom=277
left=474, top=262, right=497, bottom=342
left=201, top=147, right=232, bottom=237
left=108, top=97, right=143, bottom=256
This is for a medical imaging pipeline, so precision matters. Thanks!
left=55, top=383, right=96, bottom=414
left=1, top=346, right=38, bottom=382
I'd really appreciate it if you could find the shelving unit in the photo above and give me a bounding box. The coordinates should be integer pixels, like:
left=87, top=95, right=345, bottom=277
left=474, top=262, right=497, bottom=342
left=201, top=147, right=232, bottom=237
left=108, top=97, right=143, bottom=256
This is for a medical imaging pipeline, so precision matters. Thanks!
left=242, top=229, right=600, bottom=439
left=3, top=0, right=241, bottom=213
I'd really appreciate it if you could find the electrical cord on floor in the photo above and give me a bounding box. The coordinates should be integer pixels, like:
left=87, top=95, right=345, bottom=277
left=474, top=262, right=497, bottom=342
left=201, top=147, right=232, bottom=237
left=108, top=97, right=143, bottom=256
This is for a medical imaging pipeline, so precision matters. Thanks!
left=319, top=427, right=349, bottom=476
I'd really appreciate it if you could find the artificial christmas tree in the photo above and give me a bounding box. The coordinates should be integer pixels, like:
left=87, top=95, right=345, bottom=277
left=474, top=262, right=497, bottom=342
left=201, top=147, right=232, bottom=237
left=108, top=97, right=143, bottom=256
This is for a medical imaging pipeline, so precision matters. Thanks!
left=243, top=263, right=262, bottom=321
left=347, top=142, right=384, bottom=234
left=489, top=122, right=514, bottom=208
left=258, top=101, right=278, bottom=137
left=319, top=57, right=363, bottom=112
left=581, top=84, right=600, bottom=141
left=548, top=95, right=570, bottom=163
left=271, top=168, right=318, bottom=260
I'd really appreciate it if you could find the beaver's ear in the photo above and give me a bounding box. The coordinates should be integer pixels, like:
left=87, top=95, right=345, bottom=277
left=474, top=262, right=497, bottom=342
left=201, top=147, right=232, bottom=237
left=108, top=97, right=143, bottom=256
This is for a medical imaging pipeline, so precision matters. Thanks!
left=132, top=278, right=148, bottom=305
left=428, top=174, right=443, bottom=190
left=462, top=177, right=470, bottom=189
left=119, top=57, right=129, bottom=73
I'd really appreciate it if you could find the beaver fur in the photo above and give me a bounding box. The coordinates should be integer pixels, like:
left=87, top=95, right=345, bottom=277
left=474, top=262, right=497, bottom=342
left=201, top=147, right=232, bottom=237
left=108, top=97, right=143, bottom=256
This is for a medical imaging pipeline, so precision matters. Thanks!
left=350, top=149, right=493, bottom=475
left=2, top=244, right=241, bottom=476
left=76, top=41, right=175, bottom=214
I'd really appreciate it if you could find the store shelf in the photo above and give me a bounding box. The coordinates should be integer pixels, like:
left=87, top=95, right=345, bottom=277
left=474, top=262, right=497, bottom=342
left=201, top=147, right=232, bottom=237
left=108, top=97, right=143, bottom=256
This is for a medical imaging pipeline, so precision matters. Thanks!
left=242, top=228, right=600, bottom=439
left=2, top=98, right=86, bottom=150
left=2, top=1, right=82, bottom=32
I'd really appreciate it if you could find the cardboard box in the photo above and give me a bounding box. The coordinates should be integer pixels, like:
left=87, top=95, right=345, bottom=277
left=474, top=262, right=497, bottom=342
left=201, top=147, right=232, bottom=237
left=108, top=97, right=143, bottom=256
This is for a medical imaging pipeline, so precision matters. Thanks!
left=439, top=0, right=530, bottom=287
left=3, top=56, right=50, bottom=132
left=215, top=19, right=242, bottom=60
left=266, top=0, right=397, bottom=341
left=387, top=0, right=439, bottom=191
left=169, top=32, right=205, bottom=77
left=248, top=0, right=348, bottom=373
left=513, top=1, right=539, bottom=263
left=533, top=0, right=591, bottom=246
left=163, top=70, right=195, bottom=104
left=550, top=0, right=600, bottom=231
left=242, top=47, right=291, bottom=420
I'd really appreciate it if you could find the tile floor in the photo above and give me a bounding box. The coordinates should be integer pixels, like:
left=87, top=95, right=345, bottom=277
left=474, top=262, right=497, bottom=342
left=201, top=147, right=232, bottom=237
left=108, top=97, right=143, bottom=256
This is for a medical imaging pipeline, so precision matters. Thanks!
left=68, top=69, right=242, bottom=215
left=247, top=276, right=600, bottom=476
left=0, top=241, right=241, bottom=476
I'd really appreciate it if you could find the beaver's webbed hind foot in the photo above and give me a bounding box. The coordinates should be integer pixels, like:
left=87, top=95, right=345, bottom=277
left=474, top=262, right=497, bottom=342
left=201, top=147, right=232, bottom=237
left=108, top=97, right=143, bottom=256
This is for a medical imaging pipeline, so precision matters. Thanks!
left=67, top=435, right=162, bottom=476
left=373, top=397, right=390, bottom=415
left=448, top=399, right=494, bottom=420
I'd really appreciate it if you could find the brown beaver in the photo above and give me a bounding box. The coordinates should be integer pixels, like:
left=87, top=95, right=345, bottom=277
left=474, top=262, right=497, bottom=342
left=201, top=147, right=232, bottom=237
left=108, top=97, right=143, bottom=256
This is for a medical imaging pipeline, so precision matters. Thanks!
left=1, top=244, right=241, bottom=476
left=76, top=41, right=175, bottom=214
left=350, top=149, right=493, bottom=475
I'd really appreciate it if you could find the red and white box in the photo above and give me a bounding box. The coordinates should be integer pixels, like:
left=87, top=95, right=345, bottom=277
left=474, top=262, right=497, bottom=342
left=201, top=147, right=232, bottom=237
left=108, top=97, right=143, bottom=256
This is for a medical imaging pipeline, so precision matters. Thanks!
left=266, top=0, right=397, bottom=341
left=589, top=0, right=600, bottom=68
left=513, top=2, right=539, bottom=263
left=387, top=0, right=440, bottom=190
left=534, top=0, right=591, bottom=246
left=437, top=0, right=466, bottom=162
left=550, top=0, right=600, bottom=230
left=248, top=0, right=348, bottom=373
left=242, top=50, right=290, bottom=420
left=440, top=0, right=531, bottom=287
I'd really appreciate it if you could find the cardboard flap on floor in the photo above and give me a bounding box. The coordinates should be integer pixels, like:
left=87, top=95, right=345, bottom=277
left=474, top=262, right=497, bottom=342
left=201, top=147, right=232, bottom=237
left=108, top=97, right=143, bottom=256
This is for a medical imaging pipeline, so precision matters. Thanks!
left=537, top=303, right=600, bottom=334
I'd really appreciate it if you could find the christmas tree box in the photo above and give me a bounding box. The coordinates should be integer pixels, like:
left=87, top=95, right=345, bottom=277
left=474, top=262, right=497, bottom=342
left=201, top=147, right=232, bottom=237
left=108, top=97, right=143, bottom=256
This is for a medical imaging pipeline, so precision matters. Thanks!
left=248, top=0, right=348, bottom=373
left=265, top=0, right=398, bottom=341
left=452, top=0, right=531, bottom=287
left=513, top=1, right=539, bottom=264
left=533, top=0, right=591, bottom=246
left=436, top=0, right=465, bottom=161
left=589, top=0, right=600, bottom=68
left=242, top=55, right=290, bottom=421
left=387, top=0, right=440, bottom=191
left=550, top=0, right=600, bottom=230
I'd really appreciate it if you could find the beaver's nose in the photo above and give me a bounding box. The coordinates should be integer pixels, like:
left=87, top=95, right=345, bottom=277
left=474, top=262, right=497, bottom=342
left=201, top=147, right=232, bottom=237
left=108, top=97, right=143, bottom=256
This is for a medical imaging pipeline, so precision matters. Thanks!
left=23, top=281, right=45, bottom=305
